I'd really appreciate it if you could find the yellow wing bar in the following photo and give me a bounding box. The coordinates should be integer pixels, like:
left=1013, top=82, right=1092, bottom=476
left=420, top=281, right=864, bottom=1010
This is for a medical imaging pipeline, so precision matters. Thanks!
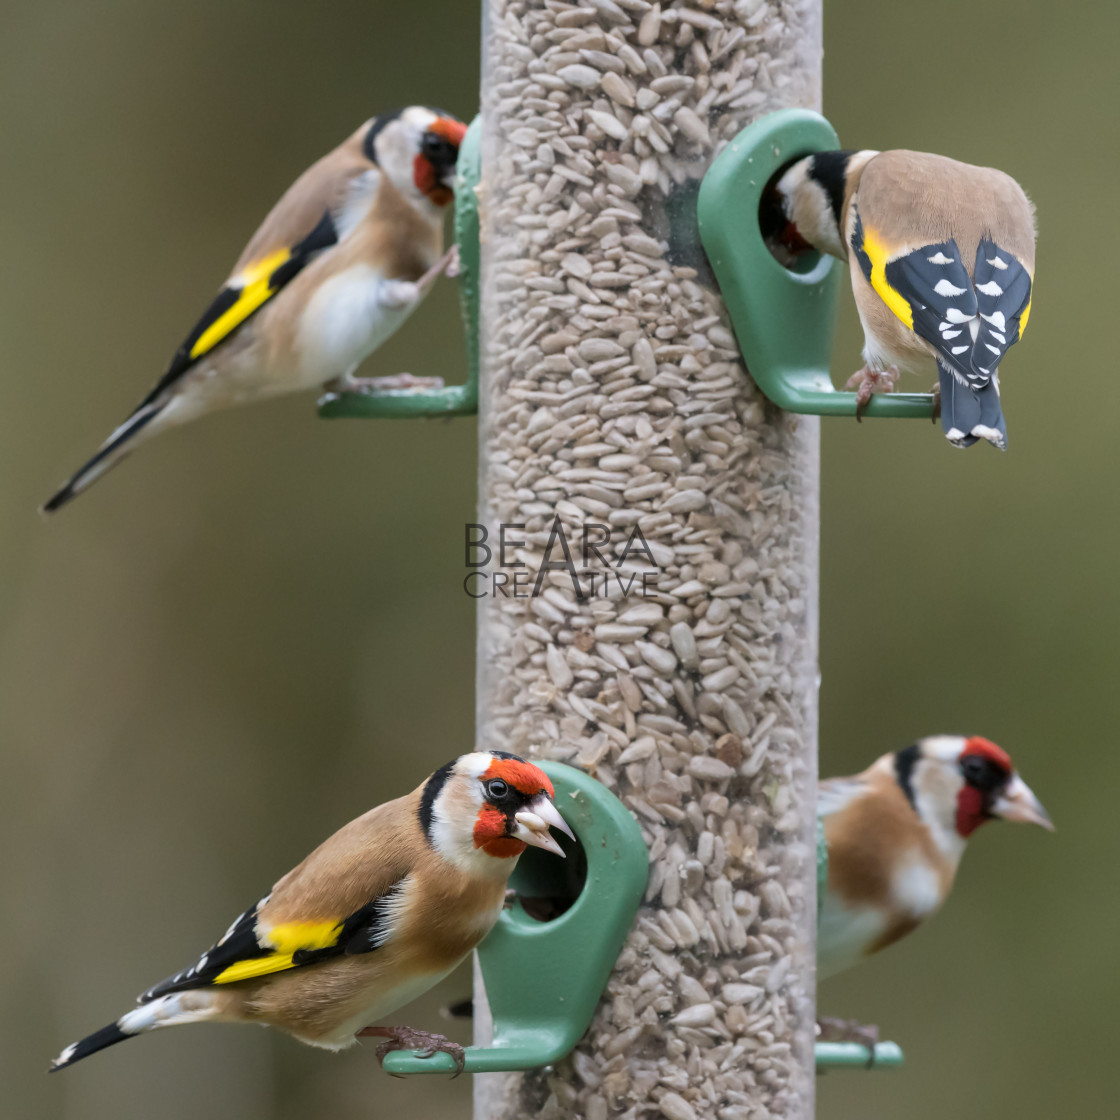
left=188, top=248, right=292, bottom=362
left=856, top=224, right=915, bottom=330
left=212, top=919, right=343, bottom=985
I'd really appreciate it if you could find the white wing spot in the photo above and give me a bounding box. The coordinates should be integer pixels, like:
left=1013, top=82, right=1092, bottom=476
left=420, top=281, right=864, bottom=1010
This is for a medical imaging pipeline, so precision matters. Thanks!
left=55, top=1043, right=78, bottom=1068
left=986, top=255, right=1009, bottom=269
left=981, top=311, right=1007, bottom=329
left=945, top=308, right=974, bottom=324
left=941, top=329, right=962, bottom=339
left=990, top=330, right=1007, bottom=344
left=976, top=280, right=1004, bottom=296
left=985, top=343, right=1001, bottom=355
left=927, top=251, right=955, bottom=264
left=951, top=345, right=969, bottom=355
left=933, top=278, right=967, bottom=297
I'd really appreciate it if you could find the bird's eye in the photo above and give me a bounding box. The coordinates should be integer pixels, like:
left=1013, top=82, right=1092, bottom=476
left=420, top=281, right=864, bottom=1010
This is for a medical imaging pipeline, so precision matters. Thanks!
left=485, top=779, right=509, bottom=800
left=961, top=755, right=1003, bottom=791
left=421, top=133, right=455, bottom=162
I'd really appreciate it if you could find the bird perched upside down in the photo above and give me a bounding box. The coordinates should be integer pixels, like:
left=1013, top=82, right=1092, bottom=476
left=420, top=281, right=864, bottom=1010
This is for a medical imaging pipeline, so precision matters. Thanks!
left=43, top=105, right=466, bottom=513
left=818, top=735, right=1051, bottom=1049
left=766, top=150, right=1036, bottom=449
left=50, top=751, right=572, bottom=1074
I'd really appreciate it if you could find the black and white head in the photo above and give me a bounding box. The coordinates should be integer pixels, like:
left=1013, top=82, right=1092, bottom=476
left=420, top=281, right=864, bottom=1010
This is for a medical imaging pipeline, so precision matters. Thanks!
left=363, top=106, right=467, bottom=209
left=764, top=149, right=877, bottom=262
left=893, top=735, right=1052, bottom=861
left=418, top=751, right=574, bottom=878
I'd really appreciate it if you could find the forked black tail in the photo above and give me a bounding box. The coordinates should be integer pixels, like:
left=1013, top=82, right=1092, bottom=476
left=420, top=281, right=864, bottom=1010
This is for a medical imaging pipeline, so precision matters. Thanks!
left=42, top=402, right=163, bottom=513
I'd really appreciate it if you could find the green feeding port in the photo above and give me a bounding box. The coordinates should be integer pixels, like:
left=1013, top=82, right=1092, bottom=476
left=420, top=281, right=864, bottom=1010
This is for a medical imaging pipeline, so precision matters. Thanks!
left=383, top=767, right=900, bottom=1075
left=697, top=109, right=935, bottom=420
left=318, top=115, right=482, bottom=420
left=382, top=762, right=649, bottom=1075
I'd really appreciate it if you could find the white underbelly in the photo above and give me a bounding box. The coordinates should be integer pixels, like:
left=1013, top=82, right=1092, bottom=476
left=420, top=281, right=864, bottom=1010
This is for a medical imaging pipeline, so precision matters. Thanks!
left=295, top=265, right=418, bottom=388
left=816, top=896, right=888, bottom=981
left=309, top=962, right=463, bottom=1050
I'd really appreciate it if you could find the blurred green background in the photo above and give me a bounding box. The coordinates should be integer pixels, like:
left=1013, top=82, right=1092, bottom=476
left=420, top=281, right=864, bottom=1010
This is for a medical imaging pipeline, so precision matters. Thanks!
left=1, top=2, right=1114, bottom=1117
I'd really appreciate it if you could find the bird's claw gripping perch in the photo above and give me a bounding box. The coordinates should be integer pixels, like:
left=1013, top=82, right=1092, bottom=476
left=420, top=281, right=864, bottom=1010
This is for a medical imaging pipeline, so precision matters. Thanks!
left=417, top=243, right=460, bottom=291
left=343, top=373, right=447, bottom=396
left=360, top=1025, right=467, bottom=1077
left=845, top=365, right=900, bottom=421
left=817, top=1016, right=881, bottom=1069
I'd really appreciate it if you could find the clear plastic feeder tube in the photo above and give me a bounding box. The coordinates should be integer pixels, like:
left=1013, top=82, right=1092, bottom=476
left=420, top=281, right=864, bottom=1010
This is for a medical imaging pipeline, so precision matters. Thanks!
left=474, top=2, right=821, bottom=1116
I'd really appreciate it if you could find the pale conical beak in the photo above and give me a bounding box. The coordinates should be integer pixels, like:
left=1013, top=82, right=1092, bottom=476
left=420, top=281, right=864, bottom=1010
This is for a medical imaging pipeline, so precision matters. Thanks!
left=991, top=775, right=1054, bottom=831
left=513, top=796, right=575, bottom=857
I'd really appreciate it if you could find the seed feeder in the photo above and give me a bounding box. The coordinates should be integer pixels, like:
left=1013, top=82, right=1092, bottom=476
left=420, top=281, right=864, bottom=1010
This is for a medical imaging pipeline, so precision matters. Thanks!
left=697, top=109, right=936, bottom=420
left=381, top=761, right=648, bottom=1074
left=317, top=115, right=482, bottom=420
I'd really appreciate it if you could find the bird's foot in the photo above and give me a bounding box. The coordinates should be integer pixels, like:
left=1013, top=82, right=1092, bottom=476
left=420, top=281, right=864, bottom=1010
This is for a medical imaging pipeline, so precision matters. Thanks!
left=416, top=244, right=461, bottom=291
left=336, top=373, right=446, bottom=396
left=845, top=365, right=900, bottom=421
left=358, top=1025, right=466, bottom=1077
left=930, top=380, right=941, bottom=423
left=443, top=243, right=461, bottom=281
left=817, top=1016, right=881, bottom=1069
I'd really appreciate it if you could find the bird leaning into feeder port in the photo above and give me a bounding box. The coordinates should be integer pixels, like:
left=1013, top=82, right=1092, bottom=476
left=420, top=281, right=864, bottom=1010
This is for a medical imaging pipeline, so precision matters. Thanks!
left=50, top=752, right=573, bottom=1075
left=817, top=735, right=1051, bottom=1051
left=42, top=105, right=467, bottom=513
left=763, top=149, right=1036, bottom=449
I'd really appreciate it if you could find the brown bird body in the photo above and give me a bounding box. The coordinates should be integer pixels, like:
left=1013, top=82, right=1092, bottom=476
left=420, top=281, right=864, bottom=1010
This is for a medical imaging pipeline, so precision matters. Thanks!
left=772, top=147, right=1036, bottom=448
left=818, top=735, right=1051, bottom=980
left=43, top=106, right=465, bottom=512
left=842, top=152, right=1036, bottom=379
left=51, top=752, right=572, bottom=1070
left=199, top=792, right=509, bottom=1047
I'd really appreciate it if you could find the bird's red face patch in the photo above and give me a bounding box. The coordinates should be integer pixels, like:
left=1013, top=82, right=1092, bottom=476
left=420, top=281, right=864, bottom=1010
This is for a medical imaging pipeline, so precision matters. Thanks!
left=473, top=805, right=526, bottom=858
left=481, top=757, right=554, bottom=799
left=955, top=785, right=987, bottom=838
left=412, top=155, right=449, bottom=205
left=472, top=757, right=553, bottom=858
left=956, top=737, right=1013, bottom=836
left=961, top=736, right=1012, bottom=772
left=413, top=117, right=466, bottom=207
left=780, top=220, right=813, bottom=255
left=431, top=117, right=468, bottom=147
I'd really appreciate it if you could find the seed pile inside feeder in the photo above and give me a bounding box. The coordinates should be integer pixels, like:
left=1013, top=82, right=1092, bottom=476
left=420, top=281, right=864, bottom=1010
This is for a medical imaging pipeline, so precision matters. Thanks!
left=475, top=1, right=821, bottom=1117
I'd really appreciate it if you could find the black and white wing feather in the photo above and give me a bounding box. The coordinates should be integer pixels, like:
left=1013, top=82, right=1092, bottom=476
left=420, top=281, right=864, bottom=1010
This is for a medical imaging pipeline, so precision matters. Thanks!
left=882, top=240, right=982, bottom=384
left=970, top=238, right=1033, bottom=379
left=139, top=879, right=408, bottom=1003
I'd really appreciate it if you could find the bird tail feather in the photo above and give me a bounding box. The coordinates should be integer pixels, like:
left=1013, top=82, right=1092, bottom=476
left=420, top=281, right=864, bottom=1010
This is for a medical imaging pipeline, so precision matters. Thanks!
left=938, top=363, right=1007, bottom=450
left=41, top=402, right=164, bottom=514
left=50, top=991, right=220, bottom=1071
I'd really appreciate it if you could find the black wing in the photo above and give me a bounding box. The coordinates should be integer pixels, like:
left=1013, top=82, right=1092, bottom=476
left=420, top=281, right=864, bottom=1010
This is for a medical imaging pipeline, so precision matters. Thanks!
left=139, top=880, right=405, bottom=1003
left=970, top=237, right=1033, bottom=379
left=881, top=237, right=982, bottom=384
left=138, top=210, right=339, bottom=408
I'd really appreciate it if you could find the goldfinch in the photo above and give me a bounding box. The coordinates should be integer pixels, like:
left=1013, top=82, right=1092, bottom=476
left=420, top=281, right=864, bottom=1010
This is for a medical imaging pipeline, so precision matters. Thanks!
left=43, top=105, right=466, bottom=513
left=768, top=151, right=1036, bottom=448
left=819, top=734, right=1051, bottom=982
left=50, top=751, right=572, bottom=1074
